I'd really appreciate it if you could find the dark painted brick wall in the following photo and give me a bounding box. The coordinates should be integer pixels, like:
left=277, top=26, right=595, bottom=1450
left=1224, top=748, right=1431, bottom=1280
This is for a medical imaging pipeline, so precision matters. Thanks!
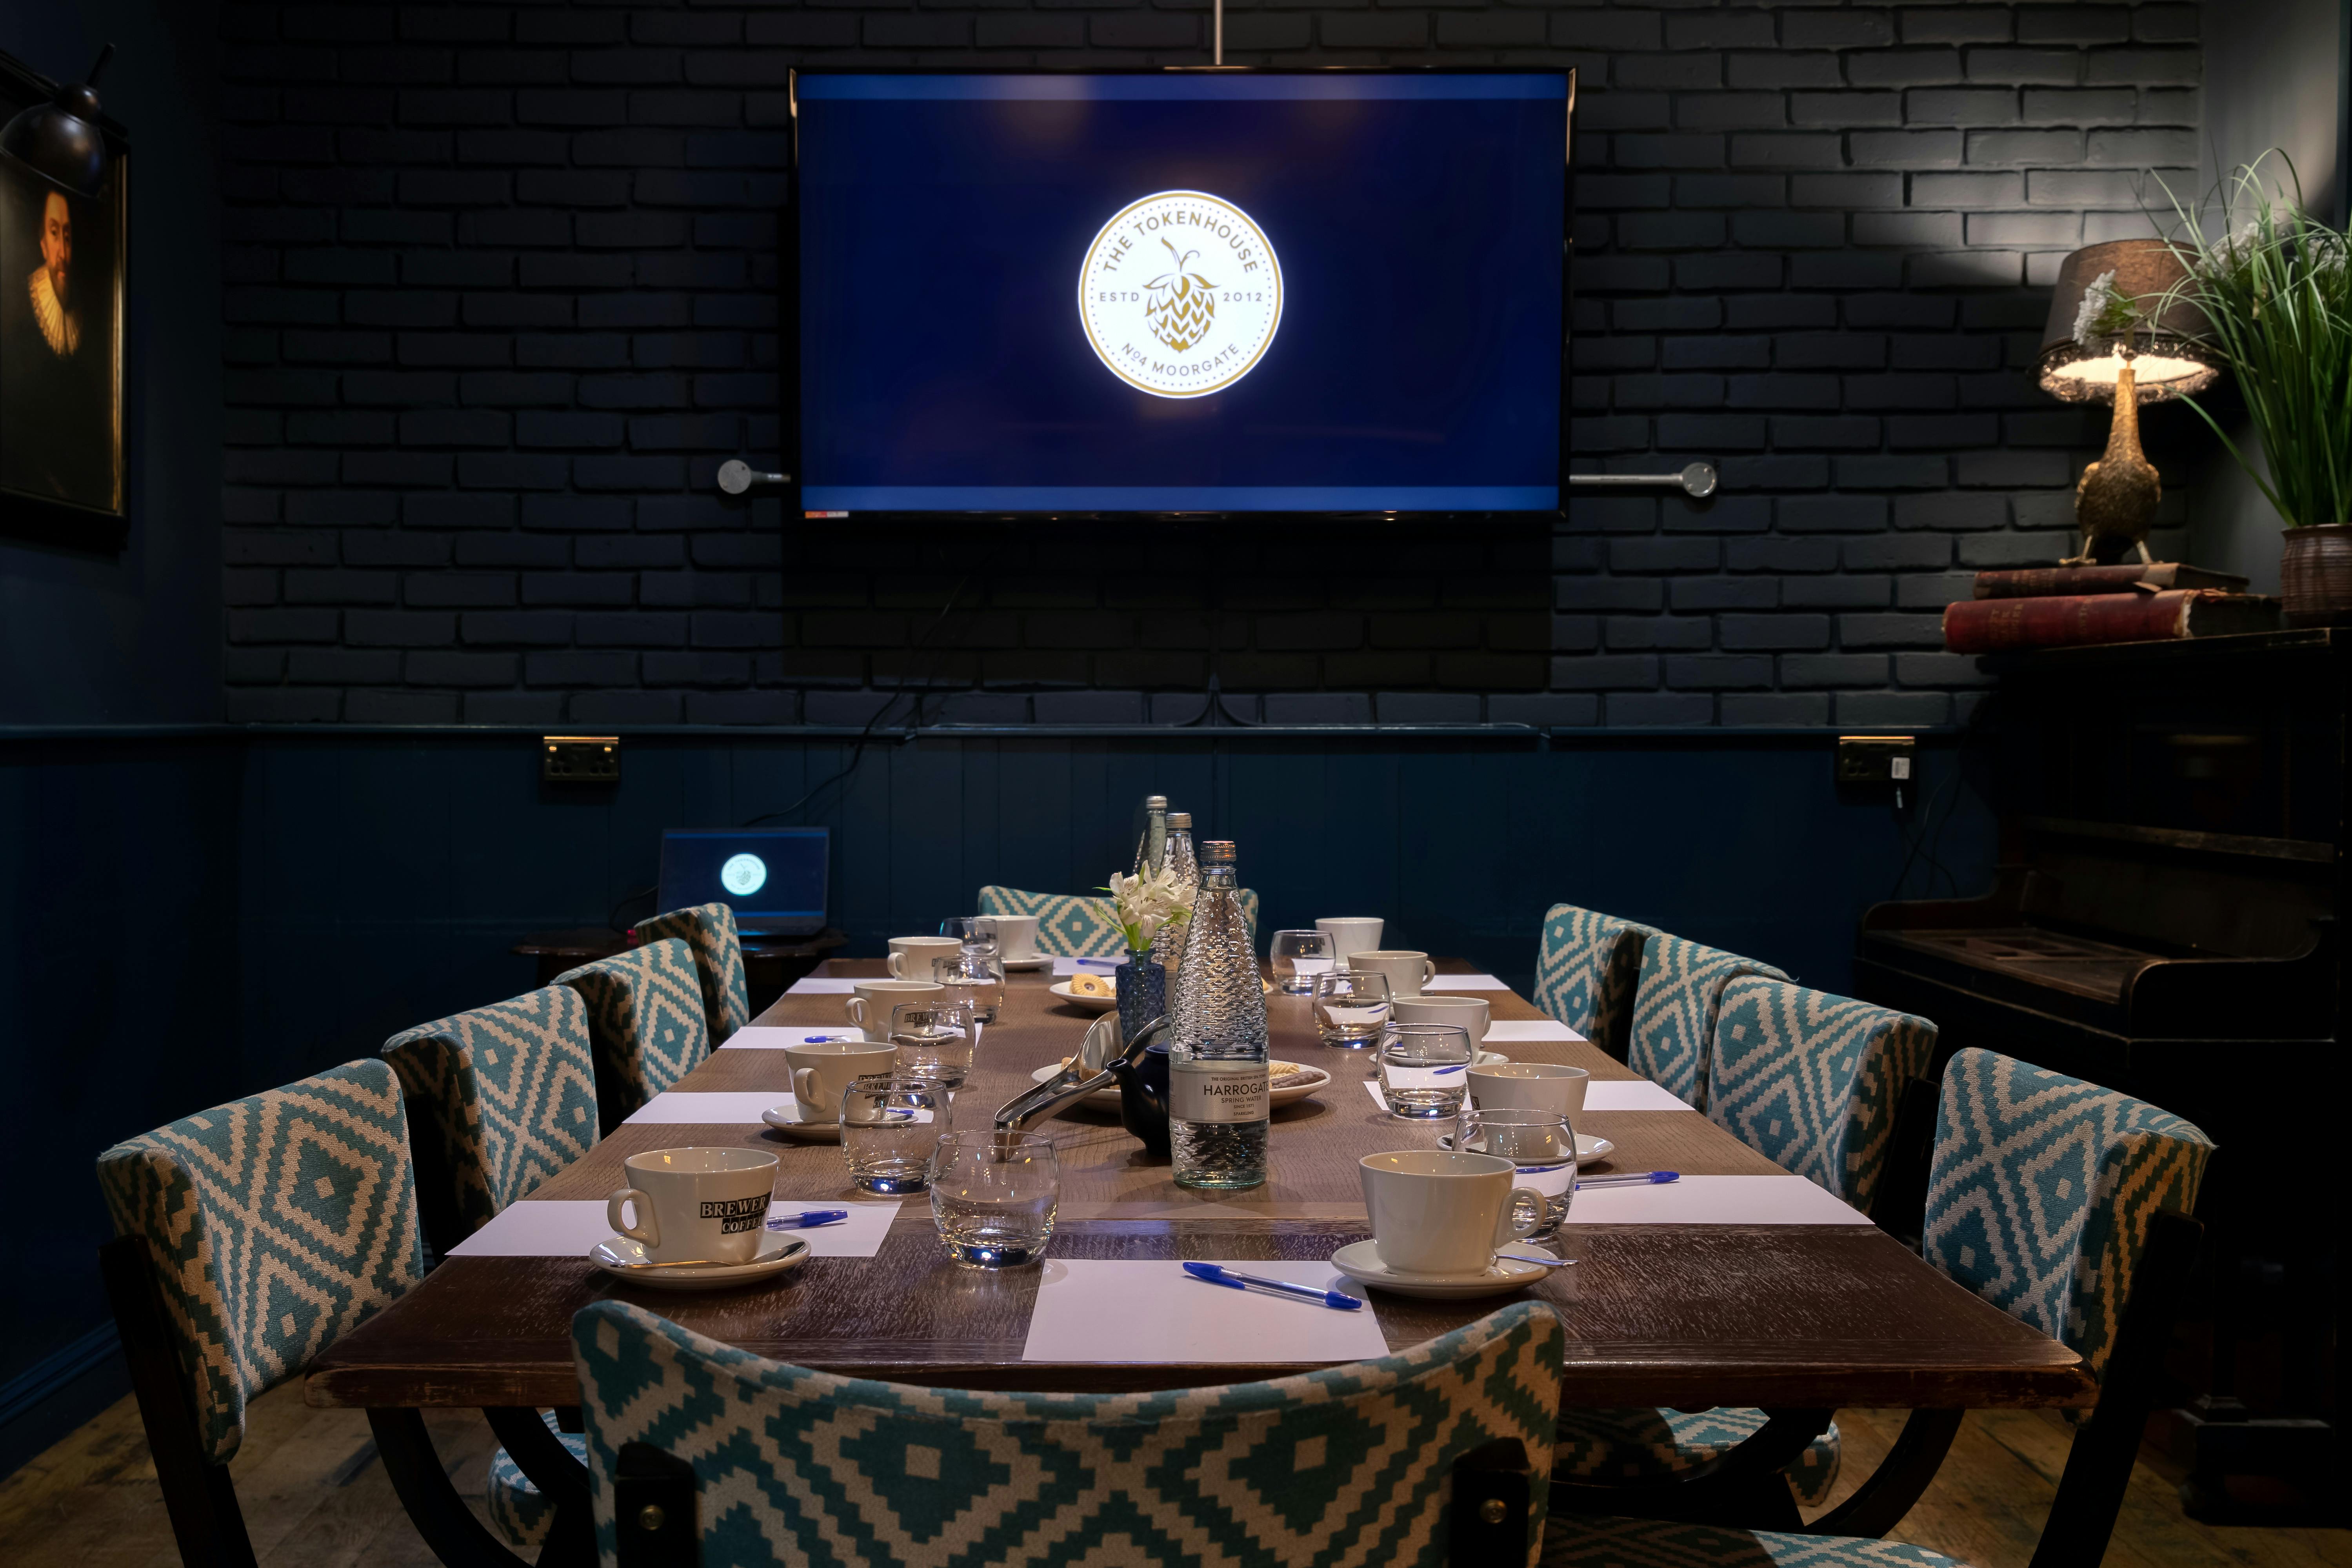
left=215, top=2, right=2204, bottom=728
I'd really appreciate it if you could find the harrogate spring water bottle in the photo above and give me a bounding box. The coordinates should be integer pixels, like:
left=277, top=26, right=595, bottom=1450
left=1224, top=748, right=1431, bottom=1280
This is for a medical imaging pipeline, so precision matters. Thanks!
left=1168, top=839, right=1269, bottom=1189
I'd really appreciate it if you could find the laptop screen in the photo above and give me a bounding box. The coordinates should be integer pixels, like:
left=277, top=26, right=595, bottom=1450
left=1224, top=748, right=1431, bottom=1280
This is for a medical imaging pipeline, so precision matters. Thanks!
left=656, top=828, right=829, bottom=936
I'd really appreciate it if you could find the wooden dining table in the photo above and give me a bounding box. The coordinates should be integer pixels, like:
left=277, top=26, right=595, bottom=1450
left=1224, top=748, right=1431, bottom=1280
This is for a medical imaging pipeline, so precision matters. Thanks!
left=310, top=957, right=2090, bottom=1566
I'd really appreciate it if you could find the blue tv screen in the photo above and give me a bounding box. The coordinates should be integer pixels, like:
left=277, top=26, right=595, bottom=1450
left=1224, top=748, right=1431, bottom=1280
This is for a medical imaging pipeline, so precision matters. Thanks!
left=792, top=72, right=1570, bottom=516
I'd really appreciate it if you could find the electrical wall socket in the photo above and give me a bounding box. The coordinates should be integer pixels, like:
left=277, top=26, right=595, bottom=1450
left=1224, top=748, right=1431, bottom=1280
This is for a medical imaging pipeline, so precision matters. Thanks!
left=1836, top=735, right=1916, bottom=787
left=543, top=735, right=620, bottom=784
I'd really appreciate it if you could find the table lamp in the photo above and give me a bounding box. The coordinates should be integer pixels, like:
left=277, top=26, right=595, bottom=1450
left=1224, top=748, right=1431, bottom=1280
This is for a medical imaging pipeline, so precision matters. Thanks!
left=0, top=44, right=115, bottom=195
left=2035, top=238, right=2223, bottom=565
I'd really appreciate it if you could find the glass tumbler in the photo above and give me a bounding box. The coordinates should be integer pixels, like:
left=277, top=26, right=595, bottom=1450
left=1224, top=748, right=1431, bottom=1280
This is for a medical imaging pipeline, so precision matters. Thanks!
left=928, top=1130, right=1061, bottom=1269
left=932, top=952, right=1006, bottom=1025
left=1269, top=929, right=1336, bottom=994
left=1312, top=970, right=1392, bottom=1048
left=840, top=1073, right=946, bottom=1194
left=1455, top=1105, right=1576, bottom=1238
left=938, top=916, right=1002, bottom=959
left=1375, top=1022, right=1475, bottom=1119
left=890, top=1001, right=976, bottom=1090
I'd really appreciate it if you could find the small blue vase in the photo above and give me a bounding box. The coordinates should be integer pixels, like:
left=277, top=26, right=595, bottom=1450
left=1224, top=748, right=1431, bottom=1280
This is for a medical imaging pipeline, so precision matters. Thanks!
left=1114, top=955, right=1166, bottom=1047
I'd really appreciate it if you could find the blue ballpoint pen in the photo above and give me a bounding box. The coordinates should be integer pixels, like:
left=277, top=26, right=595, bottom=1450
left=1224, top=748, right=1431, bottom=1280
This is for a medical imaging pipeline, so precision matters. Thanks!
left=766, top=1210, right=850, bottom=1230
left=1182, top=1261, right=1363, bottom=1310
left=1574, top=1170, right=1679, bottom=1188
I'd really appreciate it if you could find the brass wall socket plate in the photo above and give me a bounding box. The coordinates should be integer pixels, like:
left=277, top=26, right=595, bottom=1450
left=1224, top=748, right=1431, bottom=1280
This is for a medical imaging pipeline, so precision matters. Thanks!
left=543, top=735, right=620, bottom=784
left=1835, top=735, right=1915, bottom=786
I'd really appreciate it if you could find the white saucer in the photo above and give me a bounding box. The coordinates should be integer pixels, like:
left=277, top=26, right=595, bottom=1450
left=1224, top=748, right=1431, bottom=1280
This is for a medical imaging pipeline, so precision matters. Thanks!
left=1027, top=1061, right=1332, bottom=1109
left=1048, top=981, right=1119, bottom=1014
left=761, top=1101, right=843, bottom=1143
left=1003, top=955, right=1053, bottom=970
left=1329, top=1240, right=1553, bottom=1300
left=590, top=1234, right=809, bottom=1292
left=1476, top=1051, right=1510, bottom=1066
left=1440, top=1130, right=1616, bottom=1166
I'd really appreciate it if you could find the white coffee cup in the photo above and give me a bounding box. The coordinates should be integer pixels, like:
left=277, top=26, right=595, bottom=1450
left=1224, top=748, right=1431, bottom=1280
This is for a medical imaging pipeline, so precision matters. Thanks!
left=1359, top=1150, right=1546, bottom=1275
left=783, top=1038, right=898, bottom=1123
left=1318, top=918, right=1383, bottom=968
left=1468, top=1061, right=1591, bottom=1117
left=605, top=1146, right=779, bottom=1265
left=887, top=936, right=962, bottom=980
left=990, top=914, right=1041, bottom=961
left=1349, top=949, right=1436, bottom=999
left=845, top=979, right=943, bottom=1039
left=1394, top=994, right=1489, bottom=1044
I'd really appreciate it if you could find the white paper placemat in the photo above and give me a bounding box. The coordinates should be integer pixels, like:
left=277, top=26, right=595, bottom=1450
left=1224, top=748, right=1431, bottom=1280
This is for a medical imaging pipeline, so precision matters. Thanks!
left=721, top=1026, right=862, bottom=1050
left=1051, top=954, right=1129, bottom=976
left=450, top=1199, right=902, bottom=1259
left=1423, top=974, right=1508, bottom=990
left=1568, top=1175, right=1868, bottom=1226
left=624, top=1091, right=792, bottom=1125
left=1022, top=1259, right=1392, bottom=1364
left=1583, top=1079, right=1692, bottom=1112
left=1481, top=1019, right=1585, bottom=1043
left=786, top=976, right=862, bottom=995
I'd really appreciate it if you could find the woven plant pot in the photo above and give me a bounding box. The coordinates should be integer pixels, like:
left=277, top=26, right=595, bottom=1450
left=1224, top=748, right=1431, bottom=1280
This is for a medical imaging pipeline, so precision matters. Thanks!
left=2281, top=524, right=2352, bottom=626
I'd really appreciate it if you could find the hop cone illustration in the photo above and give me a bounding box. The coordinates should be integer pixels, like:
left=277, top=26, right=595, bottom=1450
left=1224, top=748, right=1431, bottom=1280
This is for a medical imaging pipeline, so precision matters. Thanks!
left=1144, top=238, right=1216, bottom=352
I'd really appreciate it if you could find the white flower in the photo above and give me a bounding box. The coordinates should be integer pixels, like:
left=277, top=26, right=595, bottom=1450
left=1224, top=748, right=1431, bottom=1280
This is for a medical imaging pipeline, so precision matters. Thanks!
left=1103, top=865, right=1197, bottom=953
left=2072, top=269, right=2119, bottom=346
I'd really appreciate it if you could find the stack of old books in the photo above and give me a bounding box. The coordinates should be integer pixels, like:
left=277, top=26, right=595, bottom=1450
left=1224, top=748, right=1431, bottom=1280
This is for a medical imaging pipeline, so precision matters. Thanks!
left=1943, top=563, right=2279, bottom=654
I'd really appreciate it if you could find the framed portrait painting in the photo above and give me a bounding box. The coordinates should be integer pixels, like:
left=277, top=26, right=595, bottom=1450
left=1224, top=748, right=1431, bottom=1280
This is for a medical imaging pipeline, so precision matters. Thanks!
left=0, top=62, right=125, bottom=550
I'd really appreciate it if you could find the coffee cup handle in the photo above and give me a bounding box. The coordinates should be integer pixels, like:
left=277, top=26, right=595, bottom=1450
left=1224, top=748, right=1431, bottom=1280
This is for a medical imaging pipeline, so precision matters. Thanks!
left=607, top=1187, right=658, bottom=1248
left=887, top=952, right=907, bottom=979
left=791, top=1067, right=839, bottom=1123
left=844, top=996, right=867, bottom=1029
left=1421, top=958, right=1437, bottom=986
left=1494, top=1187, right=1547, bottom=1245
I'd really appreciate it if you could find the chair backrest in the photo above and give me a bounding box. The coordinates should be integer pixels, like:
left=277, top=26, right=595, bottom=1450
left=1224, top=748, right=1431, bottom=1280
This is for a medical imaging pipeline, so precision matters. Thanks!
left=382, top=986, right=600, bottom=1243
left=1926, top=1048, right=2212, bottom=1392
left=1625, top=931, right=1789, bottom=1110
left=1531, top=903, right=1652, bottom=1052
left=95, top=1059, right=426, bottom=1464
left=634, top=901, right=749, bottom=1046
left=978, top=884, right=1261, bottom=958
left=1707, top=976, right=1937, bottom=1214
left=573, top=1296, right=1563, bottom=1567
left=554, top=937, right=711, bottom=1132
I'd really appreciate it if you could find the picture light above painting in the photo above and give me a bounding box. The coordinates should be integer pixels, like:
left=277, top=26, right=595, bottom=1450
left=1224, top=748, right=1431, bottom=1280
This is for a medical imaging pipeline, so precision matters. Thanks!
left=0, top=45, right=127, bottom=552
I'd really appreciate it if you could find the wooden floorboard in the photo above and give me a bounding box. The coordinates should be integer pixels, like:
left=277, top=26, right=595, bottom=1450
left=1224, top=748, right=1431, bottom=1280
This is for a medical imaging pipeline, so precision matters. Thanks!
left=3, top=1387, right=2344, bottom=1566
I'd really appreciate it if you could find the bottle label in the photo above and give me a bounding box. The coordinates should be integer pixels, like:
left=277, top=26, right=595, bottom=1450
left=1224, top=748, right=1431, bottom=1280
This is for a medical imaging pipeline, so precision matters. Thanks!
left=1169, top=1060, right=1269, bottom=1125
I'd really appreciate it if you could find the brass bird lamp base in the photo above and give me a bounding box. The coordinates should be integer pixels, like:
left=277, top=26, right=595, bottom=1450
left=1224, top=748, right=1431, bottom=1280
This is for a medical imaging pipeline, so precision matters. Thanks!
left=2063, top=356, right=2163, bottom=566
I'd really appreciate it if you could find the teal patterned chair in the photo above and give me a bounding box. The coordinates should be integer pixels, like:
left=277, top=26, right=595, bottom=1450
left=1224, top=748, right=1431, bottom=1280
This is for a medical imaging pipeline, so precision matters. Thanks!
left=573, top=1296, right=1563, bottom=1567
left=1532, top=903, right=1654, bottom=1056
left=1542, top=1049, right=2212, bottom=1567
left=1623, top=932, right=1789, bottom=1112
left=383, top=985, right=601, bottom=1251
left=554, top=936, right=712, bottom=1135
left=979, top=884, right=1262, bottom=958
left=635, top=901, right=749, bottom=1046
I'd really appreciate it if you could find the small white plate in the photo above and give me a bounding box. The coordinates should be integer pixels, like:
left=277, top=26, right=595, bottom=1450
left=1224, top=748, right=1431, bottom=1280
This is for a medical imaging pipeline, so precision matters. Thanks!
left=1026, top=1062, right=1332, bottom=1110
left=1048, top=981, right=1120, bottom=1014
left=1329, top=1240, right=1553, bottom=1301
left=761, top=1101, right=843, bottom=1143
left=1440, top=1130, right=1617, bottom=1166
left=590, top=1234, right=809, bottom=1292
left=1476, top=1050, right=1510, bottom=1066
left=1003, top=955, right=1053, bottom=970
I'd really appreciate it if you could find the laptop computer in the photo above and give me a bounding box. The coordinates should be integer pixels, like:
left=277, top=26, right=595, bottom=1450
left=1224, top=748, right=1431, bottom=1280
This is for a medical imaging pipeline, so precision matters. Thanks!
left=656, top=828, right=830, bottom=938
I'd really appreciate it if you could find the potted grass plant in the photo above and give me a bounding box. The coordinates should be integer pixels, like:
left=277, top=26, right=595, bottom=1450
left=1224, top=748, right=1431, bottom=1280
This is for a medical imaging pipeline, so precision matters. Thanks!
left=2158, top=156, right=2352, bottom=622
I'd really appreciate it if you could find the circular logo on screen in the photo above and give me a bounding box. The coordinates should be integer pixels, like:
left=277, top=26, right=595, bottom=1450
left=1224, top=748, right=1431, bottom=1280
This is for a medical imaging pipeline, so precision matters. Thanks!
left=719, top=854, right=768, bottom=897
left=1078, top=191, right=1282, bottom=399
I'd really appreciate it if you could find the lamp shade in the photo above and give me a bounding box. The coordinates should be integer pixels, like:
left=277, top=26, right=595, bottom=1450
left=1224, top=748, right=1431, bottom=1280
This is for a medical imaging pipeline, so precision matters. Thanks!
left=2036, top=238, right=2223, bottom=404
left=0, top=45, right=113, bottom=196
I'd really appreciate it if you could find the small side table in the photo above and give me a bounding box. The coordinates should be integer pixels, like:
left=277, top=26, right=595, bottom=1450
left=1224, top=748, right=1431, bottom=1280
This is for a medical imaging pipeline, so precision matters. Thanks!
left=512, top=926, right=850, bottom=1019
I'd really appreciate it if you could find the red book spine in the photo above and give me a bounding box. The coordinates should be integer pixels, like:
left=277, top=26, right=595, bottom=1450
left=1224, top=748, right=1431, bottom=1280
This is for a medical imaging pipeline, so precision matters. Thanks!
left=1943, top=591, right=2192, bottom=653
left=1971, top=565, right=2152, bottom=598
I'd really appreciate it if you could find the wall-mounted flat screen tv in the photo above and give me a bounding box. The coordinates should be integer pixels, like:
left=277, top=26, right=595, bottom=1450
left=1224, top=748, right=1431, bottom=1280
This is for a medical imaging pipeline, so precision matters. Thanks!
left=789, top=70, right=1572, bottom=518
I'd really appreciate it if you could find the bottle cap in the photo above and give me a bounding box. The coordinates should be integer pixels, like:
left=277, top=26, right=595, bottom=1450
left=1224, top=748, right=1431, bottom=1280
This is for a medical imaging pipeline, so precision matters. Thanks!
left=1201, top=839, right=1236, bottom=866
left=1167, top=811, right=1192, bottom=829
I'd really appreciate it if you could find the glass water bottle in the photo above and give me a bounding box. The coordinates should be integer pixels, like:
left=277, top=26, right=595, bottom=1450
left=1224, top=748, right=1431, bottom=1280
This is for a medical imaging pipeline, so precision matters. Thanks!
left=1168, top=839, right=1269, bottom=1190
left=1149, top=810, right=1200, bottom=976
left=1131, top=795, right=1168, bottom=878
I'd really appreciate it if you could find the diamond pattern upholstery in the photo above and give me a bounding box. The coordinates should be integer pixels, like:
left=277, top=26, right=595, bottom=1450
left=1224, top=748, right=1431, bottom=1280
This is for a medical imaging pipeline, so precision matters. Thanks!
left=573, top=1295, right=1563, bottom=1567
left=1927, top=1048, right=2212, bottom=1393
left=635, top=901, right=749, bottom=1047
left=1532, top=904, right=1653, bottom=1048
left=95, top=1060, right=426, bottom=1464
left=382, top=986, right=600, bottom=1240
left=1625, top=933, right=1789, bottom=1112
left=979, top=884, right=1262, bottom=958
left=485, top=1411, right=589, bottom=1548
left=1707, top=977, right=1937, bottom=1214
left=554, top=937, right=711, bottom=1130
left=1540, top=1516, right=1967, bottom=1568
left=1554, top=1408, right=1839, bottom=1509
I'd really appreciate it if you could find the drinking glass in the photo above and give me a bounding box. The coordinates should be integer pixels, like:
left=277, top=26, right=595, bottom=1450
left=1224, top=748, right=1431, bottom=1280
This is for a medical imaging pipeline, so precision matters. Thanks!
left=840, top=1074, right=946, bottom=1194
left=890, top=1001, right=976, bottom=1090
left=928, top=1131, right=1061, bottom=1269
left=1454, top=1105, right=1576, bottom=1238
left=931, top=951, right=1006, bottom=1025
left=1376, top=1022, right=1475, bottom=1119
left=938, top=916, right=1002, bottom=958
left=1312, top=970, right=1392, bottom=1049
left=1269, top=929, right=1336, bottom=994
